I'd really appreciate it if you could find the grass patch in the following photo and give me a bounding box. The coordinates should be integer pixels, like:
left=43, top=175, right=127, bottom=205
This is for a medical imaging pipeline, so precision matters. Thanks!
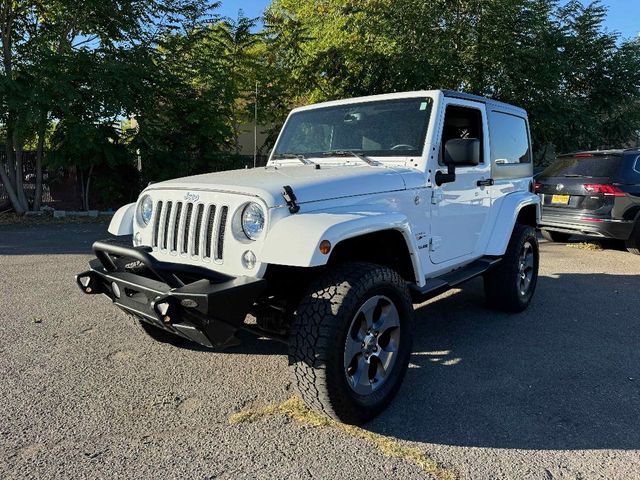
left=230, top=396, right=456, bottom=480
left=566, top=241, right=602, bottom=251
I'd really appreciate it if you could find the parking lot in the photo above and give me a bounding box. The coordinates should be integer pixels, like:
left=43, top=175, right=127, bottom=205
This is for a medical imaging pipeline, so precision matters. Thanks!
left=1, top=222, right=639, bottom=479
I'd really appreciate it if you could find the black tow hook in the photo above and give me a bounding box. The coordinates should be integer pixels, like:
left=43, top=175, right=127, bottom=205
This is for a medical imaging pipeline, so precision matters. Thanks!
left=152, top=298, right=179, bottom=325
left=76, top=272, right=102, bottom=295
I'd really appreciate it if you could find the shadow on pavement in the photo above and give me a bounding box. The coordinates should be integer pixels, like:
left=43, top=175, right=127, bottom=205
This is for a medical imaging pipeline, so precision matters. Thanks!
left=0, top=223, right=112, bottom=255
left=370, top=273, right=640, bottom=451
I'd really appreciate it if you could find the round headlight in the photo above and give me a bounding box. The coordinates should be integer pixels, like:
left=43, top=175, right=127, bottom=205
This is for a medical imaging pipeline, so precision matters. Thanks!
left=138, top=195, right=153, bottom=226
left=241, top=202, right=265, bottom=240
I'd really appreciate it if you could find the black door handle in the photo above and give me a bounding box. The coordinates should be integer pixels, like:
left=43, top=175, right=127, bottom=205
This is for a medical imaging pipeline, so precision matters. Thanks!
left=477, top=179, right=494, bottom=187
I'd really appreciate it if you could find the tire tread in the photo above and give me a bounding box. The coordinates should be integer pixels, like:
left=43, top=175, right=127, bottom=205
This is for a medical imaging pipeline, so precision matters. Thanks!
left=288, top=262, right=413, bottom=424
left=485, top=224, right=539, bottom=313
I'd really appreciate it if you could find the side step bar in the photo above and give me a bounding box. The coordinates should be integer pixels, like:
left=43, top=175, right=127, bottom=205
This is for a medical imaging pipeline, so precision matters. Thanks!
left=410, top=257, right=502, bottom=302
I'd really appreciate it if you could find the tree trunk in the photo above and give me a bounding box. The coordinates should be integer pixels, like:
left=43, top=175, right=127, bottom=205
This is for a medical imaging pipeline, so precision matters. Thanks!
left=79, top=168, right=85, bottom=210
left=84, top=164, right=94, bottom=211
left=3, top=15, right=17, bottom=190
left=4, top=134, right=17, bottom=190
left=0, top=165, right=25, bottom=215
left=33, top=121, right=46, bottom=211
left=14, top=145, right=29, bottom=210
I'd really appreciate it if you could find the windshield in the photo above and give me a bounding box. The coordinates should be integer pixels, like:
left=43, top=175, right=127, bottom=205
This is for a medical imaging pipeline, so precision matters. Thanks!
left=541, top=155, right=622, bottom=178
left=274, top=98, right=433, bottom=159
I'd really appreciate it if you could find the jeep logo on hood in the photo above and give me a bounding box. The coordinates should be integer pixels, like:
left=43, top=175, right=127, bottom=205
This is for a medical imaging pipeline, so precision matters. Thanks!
left=184, top=192, right=200, bottom=202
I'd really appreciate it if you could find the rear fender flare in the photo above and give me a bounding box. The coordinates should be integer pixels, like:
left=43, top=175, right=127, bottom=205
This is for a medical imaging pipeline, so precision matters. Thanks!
left=485, top=192, right=541, bottom=256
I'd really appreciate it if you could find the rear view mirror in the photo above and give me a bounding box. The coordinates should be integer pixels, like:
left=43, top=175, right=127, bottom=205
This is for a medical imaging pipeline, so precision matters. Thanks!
left=444, top=138, right=480, bottom=166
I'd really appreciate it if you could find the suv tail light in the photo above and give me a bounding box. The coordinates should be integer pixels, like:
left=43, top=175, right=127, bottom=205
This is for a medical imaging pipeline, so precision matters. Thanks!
left=533, top=181, right=542, bottom=193
left=583, top=183, right=625, bottom=197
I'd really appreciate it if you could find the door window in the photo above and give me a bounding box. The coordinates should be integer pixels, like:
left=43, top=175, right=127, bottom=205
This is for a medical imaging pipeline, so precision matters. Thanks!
left=440, top=106, right=484, bottom=165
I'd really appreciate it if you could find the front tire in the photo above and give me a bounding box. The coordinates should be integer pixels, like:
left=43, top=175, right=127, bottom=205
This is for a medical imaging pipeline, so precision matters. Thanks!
left=485, top=224, right=539, bottom=312
left=288, top=262, right=414, bottom=425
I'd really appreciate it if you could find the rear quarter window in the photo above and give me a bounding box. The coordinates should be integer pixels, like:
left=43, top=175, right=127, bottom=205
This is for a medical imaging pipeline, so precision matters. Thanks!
left=541, top=156, right=622, bottom=178
left=620, top=154, right=640, bottom=183
left=489, top=112, right=531, bottom=164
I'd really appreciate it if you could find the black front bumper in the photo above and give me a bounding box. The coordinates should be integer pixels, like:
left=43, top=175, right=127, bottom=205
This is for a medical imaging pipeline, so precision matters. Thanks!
left=76, top=240, right=267, bottom=347
left=540, top=214, right=635, bottom=240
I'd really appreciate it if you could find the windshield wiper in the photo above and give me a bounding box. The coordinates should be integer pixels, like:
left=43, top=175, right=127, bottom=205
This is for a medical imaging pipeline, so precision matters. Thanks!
left=273, top=153, right=317, bottom=167
left=321, top=150, right=381, bottom=166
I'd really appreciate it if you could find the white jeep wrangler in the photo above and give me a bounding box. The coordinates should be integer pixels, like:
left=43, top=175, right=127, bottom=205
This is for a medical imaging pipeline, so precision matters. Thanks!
left=77, top=90, right=540, bottom=424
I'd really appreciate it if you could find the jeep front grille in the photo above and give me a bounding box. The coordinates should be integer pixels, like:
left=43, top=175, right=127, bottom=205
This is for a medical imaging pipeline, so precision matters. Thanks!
left=152, top=201, right=228, bottom=261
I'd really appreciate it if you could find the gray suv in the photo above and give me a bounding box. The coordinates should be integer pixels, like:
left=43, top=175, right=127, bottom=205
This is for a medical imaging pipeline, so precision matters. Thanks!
left=535, top=149, right=640, bottom=254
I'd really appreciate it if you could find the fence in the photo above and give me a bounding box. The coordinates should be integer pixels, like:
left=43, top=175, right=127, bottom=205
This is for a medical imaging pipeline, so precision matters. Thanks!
left=0, top=151, right=55, bottom=210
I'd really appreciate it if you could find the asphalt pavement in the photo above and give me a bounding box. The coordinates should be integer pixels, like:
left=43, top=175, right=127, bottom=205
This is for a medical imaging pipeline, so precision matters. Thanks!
left=1, top=223, right=639, bottom=479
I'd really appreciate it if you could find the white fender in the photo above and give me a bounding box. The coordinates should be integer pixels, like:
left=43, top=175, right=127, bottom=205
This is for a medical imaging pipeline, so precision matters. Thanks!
left=484, top=192, right=541, bottom=256
left=108, top=203, right=136, bottom=236
left=261, top=210, right=424, bottom=282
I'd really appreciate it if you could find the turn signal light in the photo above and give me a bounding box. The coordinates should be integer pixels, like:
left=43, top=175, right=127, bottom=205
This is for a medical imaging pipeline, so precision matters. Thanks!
left=319, top=240, right=332, bottom=255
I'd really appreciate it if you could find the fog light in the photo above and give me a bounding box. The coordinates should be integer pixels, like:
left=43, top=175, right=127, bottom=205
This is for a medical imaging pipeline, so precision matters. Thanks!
left=111, top=282, right=121, bottom=299
left=79, top=276, right=91, bottom=287
left=134, top=232, right=142, bottom=246
left=241, top=250, right=257, bottom=270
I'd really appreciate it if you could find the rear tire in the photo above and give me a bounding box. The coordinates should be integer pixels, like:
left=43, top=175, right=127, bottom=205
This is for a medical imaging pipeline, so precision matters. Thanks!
left=541, top=229, right=571, bottom=243
left=288, top=262, right=414, bottom=425
left=485, top=224, right=539, bottom=312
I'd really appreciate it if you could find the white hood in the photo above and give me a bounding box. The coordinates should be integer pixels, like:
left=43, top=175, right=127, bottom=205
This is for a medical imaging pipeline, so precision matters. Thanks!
left=145, top=164, right=423, bottom=207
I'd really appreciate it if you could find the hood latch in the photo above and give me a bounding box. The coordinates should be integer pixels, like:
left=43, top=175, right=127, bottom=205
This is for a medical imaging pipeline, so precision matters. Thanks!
left=282, top=185, right=300, bottom=214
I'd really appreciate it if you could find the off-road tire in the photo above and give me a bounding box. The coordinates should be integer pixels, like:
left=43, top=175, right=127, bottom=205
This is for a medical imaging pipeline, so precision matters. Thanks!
left=625, top=222, right=640, bottom=255
left=541, top=229, right=571, bottom=243
left=132, top=315, right=187, bottom=345
left=485, top=224, right=539, bottom=312
left=288, top=262, right=414, bottom=425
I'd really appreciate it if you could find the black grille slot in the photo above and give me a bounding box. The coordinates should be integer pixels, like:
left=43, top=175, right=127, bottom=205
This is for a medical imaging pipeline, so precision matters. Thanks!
left=182, top=203, right=193, bottom=254
left=153, top=201, right=163, bottom=247
left=204, top=205, right=216, bottom=258
left=216, top=206, right=228, bottom=260
left=193, top=204, right=204, bottom=256
left=172, top=202, right=183, bottom=252
left=162, top=201, right=172, bottom=250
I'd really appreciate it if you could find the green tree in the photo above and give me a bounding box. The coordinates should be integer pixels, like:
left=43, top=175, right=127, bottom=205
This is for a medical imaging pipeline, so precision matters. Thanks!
left=1, top=0, right=217, bottom=213
left=264, top=0, right=640, bottom=162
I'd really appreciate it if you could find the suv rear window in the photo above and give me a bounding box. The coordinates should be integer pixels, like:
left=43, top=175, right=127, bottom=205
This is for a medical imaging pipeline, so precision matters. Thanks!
left=541, top=155, right=622, bottom=178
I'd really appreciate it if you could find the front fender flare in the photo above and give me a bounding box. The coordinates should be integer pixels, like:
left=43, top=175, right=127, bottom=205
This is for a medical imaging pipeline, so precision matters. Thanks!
left=260, top=210, right=424, bottom=281
left=484, top=192, right=541, bottom=256
left=108, top=203, right=136, bottom=236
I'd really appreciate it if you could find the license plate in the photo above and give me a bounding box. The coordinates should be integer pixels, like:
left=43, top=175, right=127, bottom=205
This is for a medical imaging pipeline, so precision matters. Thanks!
left=551, top=194, right=570, bottom=205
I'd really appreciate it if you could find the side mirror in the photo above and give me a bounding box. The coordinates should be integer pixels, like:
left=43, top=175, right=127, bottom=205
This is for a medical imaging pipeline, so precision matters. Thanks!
left=436, top=138, right=481, bottom=186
